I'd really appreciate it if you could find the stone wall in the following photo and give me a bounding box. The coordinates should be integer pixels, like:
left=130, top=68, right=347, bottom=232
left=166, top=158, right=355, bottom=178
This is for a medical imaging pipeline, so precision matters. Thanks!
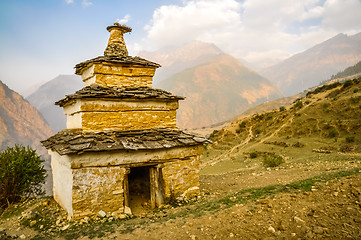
left=50, top=145, right=202, bottom=218
left=50, top=151, right=73, bottom=217
left=64, top=99, right=179, bottom=131
left=162, top=153, right=201, bottom=200
left=72, top=166, right=128, bottom=219
left=81, top=110, right=177, bottom=131
left=81, top=63, right=156, bottom=88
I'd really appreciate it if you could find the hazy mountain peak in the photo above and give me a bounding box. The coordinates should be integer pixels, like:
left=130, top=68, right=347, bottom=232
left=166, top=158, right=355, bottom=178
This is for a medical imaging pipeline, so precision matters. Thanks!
left=0, top=80, right=53, bottom=152
left=139, top=40, right=224, bottom=83
left=156, top=53, right=282, bottom=129
left=26, top=74, right=83, bottom=132
left=261, top=32, right=361, bottom=96
left=139, top=40, right=223, bottom=67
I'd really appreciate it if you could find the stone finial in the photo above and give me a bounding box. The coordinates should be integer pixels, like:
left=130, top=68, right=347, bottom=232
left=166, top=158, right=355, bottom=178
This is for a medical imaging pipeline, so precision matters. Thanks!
left=104, top=23, right=132, bottom=57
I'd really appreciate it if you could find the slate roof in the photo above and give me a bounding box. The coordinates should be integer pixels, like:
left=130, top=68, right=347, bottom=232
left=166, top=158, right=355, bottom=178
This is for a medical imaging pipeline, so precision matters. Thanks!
left=41, top=128, right=209, bottom=155
left=75, top=55, right=161, bottom=74
left=55, top=85, right=184, bottom=107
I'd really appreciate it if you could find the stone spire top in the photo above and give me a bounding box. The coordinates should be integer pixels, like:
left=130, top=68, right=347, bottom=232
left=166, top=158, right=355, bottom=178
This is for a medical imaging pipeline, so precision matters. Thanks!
left=104, top=22, right=132, bottom=57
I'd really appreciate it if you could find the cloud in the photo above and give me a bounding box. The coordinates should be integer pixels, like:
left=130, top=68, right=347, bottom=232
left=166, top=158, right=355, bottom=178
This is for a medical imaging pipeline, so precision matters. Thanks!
left=65, top=0, right=93, bottom=7
left=82, top=0, right=93, bottom=7
left=322, top=0, right=361, bottom=31
left=117, top=14, right=131, bottom=24
left=141, top=0, right=361, bottom=68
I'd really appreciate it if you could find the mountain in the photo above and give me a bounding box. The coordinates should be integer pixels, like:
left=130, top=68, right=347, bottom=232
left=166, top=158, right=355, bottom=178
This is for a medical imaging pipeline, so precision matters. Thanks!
left=139, top=40, right=223, bottom=83
left=203, top=76, right=361, bottom=174
left=261, top=32, right=361, bottom=96
left=328, top=60, right=361, bottom=81
left=0, top=80, right=53, bottom=153
left=26, top=74, right=83, bottom=132
left=156, top=54, right=283, bottom=129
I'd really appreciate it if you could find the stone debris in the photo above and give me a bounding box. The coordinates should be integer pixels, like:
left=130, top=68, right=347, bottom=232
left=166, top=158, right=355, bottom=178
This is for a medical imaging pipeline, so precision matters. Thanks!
left=268, top=225, right=276, bottom=233
left=55, top=85, right=184, bottom=107
left=42, top=128, right=209, bottom=155
left=124, top=206, right=132, bottom=216
left=97, top=210, right=106, bottom=218
left=312, top=148, right=332, bottom=154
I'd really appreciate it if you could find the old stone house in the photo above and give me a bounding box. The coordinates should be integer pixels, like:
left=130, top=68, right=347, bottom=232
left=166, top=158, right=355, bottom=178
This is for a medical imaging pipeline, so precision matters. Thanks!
left=42, top=23, right=208, bottom=219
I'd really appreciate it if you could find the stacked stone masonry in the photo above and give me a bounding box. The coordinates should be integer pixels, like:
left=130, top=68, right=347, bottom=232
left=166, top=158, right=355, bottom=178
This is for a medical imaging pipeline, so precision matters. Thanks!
left=81, top=63, right=156, bottom=88
left=63, top=99, right=178, bottom=131
left=42, top=23, right=207, bottom=219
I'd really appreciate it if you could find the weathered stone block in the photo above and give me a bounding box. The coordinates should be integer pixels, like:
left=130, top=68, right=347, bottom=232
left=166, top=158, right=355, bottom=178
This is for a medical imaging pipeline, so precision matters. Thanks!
left=72, top=166, right=127, bottom=219
left=162, top=154, right=201, bottom=200
left=81, top=110, right=177, bottom=131
left=81, top=63, right=156, bottom=88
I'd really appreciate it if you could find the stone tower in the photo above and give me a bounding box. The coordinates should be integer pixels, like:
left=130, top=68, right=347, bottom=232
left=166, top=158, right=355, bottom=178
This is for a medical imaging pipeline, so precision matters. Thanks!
left=42, top=23, right=207, bottom=219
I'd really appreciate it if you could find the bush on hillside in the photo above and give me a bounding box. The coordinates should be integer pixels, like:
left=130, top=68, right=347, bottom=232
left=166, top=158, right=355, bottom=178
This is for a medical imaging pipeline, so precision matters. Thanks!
left=263, top=153, right=284, bottom=168
left=345, top=136, right=355, bottom=143
left=249, top=152, right=258, bottom=159
left=0, top=145, right=46, bottom=210
left=328, top=129, right=338, bottom=138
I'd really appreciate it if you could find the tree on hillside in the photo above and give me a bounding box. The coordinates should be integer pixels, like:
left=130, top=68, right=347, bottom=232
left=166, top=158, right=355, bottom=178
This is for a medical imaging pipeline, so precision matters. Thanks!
left=0, top=145, right=46, bottom=210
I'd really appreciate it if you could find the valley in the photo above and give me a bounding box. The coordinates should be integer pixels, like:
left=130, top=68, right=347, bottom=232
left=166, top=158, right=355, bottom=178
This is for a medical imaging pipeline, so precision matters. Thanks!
left=1, top=77, right=360, bottom=240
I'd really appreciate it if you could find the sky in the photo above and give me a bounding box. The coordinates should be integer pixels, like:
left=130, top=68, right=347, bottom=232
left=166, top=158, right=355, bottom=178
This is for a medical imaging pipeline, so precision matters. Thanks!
left=1, top=0, right=361, bottom=94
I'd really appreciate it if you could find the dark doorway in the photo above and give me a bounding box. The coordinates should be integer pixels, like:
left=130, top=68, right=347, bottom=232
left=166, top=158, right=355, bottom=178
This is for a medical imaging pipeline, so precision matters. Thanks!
left=128, top=166, right=151, bottom=214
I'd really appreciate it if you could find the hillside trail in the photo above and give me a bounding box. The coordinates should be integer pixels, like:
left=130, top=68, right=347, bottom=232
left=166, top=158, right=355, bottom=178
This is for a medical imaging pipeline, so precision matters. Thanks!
left=252, top=97, right=318, bottom=148
left=200, top=126, right=253, bottom=168
left=202, top=97, right=319, bottom=169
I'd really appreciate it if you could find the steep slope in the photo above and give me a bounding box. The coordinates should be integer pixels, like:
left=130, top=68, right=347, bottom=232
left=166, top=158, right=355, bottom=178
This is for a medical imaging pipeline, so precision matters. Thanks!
left=238, top=59, right=361, bottom=119
left=139, top=40, right=223, bottom=83
left=261, top=32, right=361, bottom=96
left=203, top=77, right=361, bottom=173
left=26, top=75, right=83, bottom=132
left=156, top=54, right=283, bottom=129
left=0, top=80, right=53, bottom=154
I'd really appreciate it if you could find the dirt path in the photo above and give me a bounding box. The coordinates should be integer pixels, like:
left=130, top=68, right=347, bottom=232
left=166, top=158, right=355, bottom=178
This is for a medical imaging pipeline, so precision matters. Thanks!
left=201, top=126, right=253, bottom=168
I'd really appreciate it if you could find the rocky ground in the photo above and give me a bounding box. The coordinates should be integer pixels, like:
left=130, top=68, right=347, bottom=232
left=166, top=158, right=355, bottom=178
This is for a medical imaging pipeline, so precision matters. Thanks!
left=1, top=164, right=360, bottom=239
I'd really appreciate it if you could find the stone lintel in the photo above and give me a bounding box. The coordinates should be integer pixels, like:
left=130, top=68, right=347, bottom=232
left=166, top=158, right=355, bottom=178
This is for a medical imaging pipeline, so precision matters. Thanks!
left=51, top=145, right=202, bottom=169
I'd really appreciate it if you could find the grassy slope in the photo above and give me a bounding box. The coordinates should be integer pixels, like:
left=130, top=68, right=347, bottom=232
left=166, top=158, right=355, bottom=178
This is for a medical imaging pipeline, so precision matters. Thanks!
left=202, top=77, right=361, bottom=174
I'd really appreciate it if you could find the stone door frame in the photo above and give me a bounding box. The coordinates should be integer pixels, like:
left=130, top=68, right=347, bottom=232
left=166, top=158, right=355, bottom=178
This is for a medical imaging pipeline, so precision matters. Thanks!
left=124, top=164, right=164, bottom=212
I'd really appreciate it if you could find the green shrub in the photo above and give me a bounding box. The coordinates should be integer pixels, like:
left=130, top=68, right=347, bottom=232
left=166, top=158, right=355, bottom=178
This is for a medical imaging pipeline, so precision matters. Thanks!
left=249, top=152, right=258, bottom=158
left=350, top=96, right=361, bottom=104
left=345, top=136, right=355, bottom=143
left=279, top=106, right=285, bottom=112
left=342, top=80, right=353, bottom=89
left=326, top=89, right=342, bottom=98
left=292, top=101, right=303, bottom=109
left=209, top=130, right=219, bottom=139
left=263, top=153, right=284, bottom=168
left=328, top=129, right=338, bottom=138
left=239, top=121, right=246, bottom=128
left=0, top=145, right=46, bottom=210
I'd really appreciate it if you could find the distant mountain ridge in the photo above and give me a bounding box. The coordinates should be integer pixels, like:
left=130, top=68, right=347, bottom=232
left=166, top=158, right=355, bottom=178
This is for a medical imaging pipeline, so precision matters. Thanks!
left=156, top=53, right=283, bottom=129
left=139, top=40, right=223, bottom=83
left=0, top=80, right=53, bottom=153
left=261, top=32, right=361, bottom=96
left=27, top=74, right=83, bottom=132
